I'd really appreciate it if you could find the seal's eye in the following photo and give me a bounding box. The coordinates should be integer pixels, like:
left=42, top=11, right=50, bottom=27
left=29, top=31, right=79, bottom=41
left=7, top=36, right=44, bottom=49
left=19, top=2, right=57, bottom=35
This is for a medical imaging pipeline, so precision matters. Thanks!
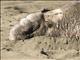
left=54, top=12, right=63, bottom=15
left=55, top=13, right=58, bottom=15
left=59, top=12, right=62, bottom=14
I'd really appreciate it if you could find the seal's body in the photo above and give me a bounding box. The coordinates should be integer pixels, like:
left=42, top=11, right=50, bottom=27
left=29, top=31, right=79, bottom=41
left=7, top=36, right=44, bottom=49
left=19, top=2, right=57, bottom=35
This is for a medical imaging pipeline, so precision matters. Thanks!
left=9, top=12, right=44, bottom=41
left=9, top=8, right=64, bottom=41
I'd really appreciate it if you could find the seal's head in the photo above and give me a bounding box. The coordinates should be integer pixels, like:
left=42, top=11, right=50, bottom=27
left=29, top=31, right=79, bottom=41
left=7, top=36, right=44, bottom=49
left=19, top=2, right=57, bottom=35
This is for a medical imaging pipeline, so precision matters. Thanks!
left=44, top=8, right=63, bottom=23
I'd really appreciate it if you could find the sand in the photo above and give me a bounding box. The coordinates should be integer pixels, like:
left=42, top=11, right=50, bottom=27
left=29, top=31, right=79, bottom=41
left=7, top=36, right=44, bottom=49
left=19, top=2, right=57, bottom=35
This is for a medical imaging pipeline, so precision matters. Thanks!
left=1, top=1, right=80, bottom=60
